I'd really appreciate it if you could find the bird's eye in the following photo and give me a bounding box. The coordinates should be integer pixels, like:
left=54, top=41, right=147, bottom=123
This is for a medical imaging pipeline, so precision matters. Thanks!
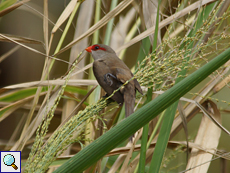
left=94, top=46, right=99, bottom=50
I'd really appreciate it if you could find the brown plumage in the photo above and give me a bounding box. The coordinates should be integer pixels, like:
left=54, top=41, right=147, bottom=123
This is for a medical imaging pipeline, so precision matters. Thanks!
left=85, top=44, right=143, bottom=118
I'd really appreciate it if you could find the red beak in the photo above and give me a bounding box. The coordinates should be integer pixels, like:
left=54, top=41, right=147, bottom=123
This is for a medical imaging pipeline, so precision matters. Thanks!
left=85, top=46, right=92, bottom=52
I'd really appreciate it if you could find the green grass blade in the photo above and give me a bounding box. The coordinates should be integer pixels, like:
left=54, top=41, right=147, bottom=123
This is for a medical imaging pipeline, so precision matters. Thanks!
left=138, top=123, right=149, bottom=173
left=104, top=0, right=118, bottom=45
left=152, top=0, right=161, bottom=49
left=135, top=37, right=151, bottom=69
left=135, top=37, right=151, bottom=173
left=148, top=101, right=178, bottom=172
left=0, top=0, right=16, bottom=11
left=137, top=1, right=160, bottom=170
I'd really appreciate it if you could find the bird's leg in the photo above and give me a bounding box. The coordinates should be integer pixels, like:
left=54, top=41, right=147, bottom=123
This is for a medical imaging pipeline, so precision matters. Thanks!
left=102, top=93, right=110, bottom=98
left=104, top=73, right=117, bottom=86
left=102, top=93, right=114, bottom=104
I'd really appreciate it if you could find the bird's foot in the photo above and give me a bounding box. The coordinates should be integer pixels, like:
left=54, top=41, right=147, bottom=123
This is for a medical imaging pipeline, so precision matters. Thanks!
left=102, top=93, right=109, bottom=99
left=104, top=73, right=116, bottom=86
left=102, top=94, right=114, bottom=104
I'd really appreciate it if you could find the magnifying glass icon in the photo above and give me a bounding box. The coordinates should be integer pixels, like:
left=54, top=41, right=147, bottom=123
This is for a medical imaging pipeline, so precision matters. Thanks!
left=3, top=154, right=18, bottom=170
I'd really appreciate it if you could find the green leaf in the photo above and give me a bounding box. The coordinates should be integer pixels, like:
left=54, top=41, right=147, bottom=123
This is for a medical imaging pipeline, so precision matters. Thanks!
left=0, top=0, right=16, bottom=12
left=65, top=86, right=87, bottom=95
left=0, top=88, right=39, bottom=102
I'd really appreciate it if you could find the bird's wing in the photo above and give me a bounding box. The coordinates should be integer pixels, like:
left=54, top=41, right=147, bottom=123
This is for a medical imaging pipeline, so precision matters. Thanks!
left=112, top=67, right=133, bottom=83
left=134, top=79, right=143, bottom=95
left=111, top=67, right=143, bottom=95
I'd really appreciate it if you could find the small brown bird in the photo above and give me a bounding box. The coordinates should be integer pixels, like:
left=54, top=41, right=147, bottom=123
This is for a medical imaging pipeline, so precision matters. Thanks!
left=85, top=44, right=143, bottom=118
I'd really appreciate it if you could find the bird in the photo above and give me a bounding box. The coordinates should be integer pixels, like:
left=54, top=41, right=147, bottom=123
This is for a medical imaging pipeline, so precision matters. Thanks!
left=85, top=44, right=143, bottom=118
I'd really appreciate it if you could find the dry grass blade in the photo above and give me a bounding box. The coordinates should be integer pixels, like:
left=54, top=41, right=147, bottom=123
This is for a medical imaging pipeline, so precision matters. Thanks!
left=51, top=0, right=78, bottom=33
left=3, top=79, right=98, bottom=89
left=68, top=0, right=94, bottom=65
left=108, top=153, right=126, bottom=173
left=176, top=97, right=230, bottom=136
left=167, top=14, right=196, bottom=39
left=54, top=0, right=134, bottom=56
left=0, top=33, right=71, bottom=65
left=152, top=88, right=230, bottom=138
left=109, top=141, right=230, bottom=159
left=0, top=103, right=27, bottom=123
left=0, top=101, right=62, bottom=114
left=0, top=91, right=47, bottom=122
left=0, top=45, right=20, bottom=63
left=4, top=113, right=27, bottom=150
left=108, top=132, right=143, bottom=173
left=57, top=141, right=229, bottom=159
left=108, top=131, right=142, bottom=173
left=196, top=100, right=230, bottom=136
left=119, top=132, right=142, bottom=172
left=170, top=59, right=230, bottom=138
left=69, top=62, right=92, bottom=78
left=110, top=7, right=136, bottom=50
left=186, top=101, right=221, bottom=173
left=60, top=0, right=94, bottom=156
left=43, top=0, right=49, bottom=50
left=0, top=33, right=43, bottom=44
left=178, top=101, right=189, bottom=162
left=116, top=0, right=216, bottom=53
left=120, top=143, right=135, bottom=172
left=213, top=74, right=230, bottom=93
left=0, top=0, right=30, bottom=17
left=142, top=0, right=161, bottom=45
left=44, top=85, right=97, bottom=147
left=11, top=87, right=60, bottom=151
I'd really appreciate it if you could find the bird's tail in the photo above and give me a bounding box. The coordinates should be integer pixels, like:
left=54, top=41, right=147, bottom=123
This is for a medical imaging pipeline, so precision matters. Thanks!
left=124, top=84, right=135, bottom=118
left=124, top=84, right=135, bottom=141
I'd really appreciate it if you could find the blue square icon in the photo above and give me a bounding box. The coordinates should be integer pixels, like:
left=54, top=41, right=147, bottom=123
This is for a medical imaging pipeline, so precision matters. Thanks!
left=0, top=151, right=21, bottom=173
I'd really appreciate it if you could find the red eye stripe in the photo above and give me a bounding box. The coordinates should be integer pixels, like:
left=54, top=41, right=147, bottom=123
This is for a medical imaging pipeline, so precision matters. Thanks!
left=85, top=45, right=106, bottom=52
left=91, top=45, right=106, bottom=51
